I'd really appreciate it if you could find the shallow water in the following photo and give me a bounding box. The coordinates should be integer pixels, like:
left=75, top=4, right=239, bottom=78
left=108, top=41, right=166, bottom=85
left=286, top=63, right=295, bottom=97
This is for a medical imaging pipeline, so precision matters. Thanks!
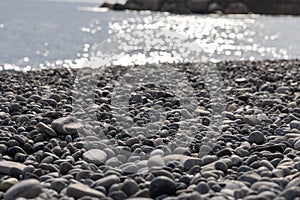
left=0, top=0, right=300, bottom=70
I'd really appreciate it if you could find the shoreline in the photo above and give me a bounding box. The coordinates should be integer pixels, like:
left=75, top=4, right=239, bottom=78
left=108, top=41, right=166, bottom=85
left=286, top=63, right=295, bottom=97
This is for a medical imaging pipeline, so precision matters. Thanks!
left=101, top=0, right=300, bottom=15
left=0, top=59, right=300, bottom=199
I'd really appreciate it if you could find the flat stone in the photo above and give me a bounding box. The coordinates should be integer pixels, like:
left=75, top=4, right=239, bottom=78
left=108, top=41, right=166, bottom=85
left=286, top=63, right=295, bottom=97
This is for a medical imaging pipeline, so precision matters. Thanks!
left=235, top=78, right=247, bottom=83
left=243, top=116, right=261, bottom=126
left=109, top=191, right=127, bottom=200
left=201, top=155, right=218, bottom=165
left=183, top=157, right=202, bottom=171
left=37, top=122, right=57, bottom=137
left=149, top=176, right=176, bottom=198
left=4, top=179, right=42, bottom=200
left=51, top=117, right=75, bottom=135
left=0, top=161, right=26, bottom=177
left=63, top=123, right=83, bottom=135
left=83, top=149, right=107, bottom=165
left=251, top=181, right=280, bottom=191
left=238, top=172, right=261, bottom=185
left=94, top=175, right=121, bottom=188
left=66, top=183, right=105, bottom=199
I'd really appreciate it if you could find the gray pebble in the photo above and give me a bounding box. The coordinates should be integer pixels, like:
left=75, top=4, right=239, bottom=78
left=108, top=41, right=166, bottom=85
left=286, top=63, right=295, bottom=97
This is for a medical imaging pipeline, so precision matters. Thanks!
left=195, top=182, right=209, bottom=194
left=248, top=131, right=266, bottom=144
left=83, top=149, right=107, bottom=165
left=0, top=161, right=25, bottom=177
left=66, top=183, right=105, bottom=198
left=121, top=179, right=139, bottom=197
left=4, top=179, right=42, bottom=200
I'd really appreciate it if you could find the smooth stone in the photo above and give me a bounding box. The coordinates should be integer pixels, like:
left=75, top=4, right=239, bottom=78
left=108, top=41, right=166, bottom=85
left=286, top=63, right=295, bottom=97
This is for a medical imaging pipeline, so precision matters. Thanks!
left=121, top=179, right=139, bottom=197
left=0, top=161, right=25, bottom=177
left=106, top=157, right=122, bottom=167
left=121, top=163, right=139, bottom=174
left=0, top=144, right=7, bottom=155
left=201, top=155, right=218, bottom=166
left=215, top=161, right=228, bottom=172
left=260, top=160, right=274, bottom=171
left=108, top=191, right=127, bottom=200
left=51, top=117, right=75, bottom=134
left=125, top=137, right=139, bottom=147
left=149, top=176, right=176, bottom=198
left=195, top=182, right=209, bottom=194
left=238, top=172, right=261, bottom=184
left=83, top=149, right=107, bottom=165
left=251, top=181, right=280, bottom=191
left=286, top=177, right=300, bottom=188
left=4, top=179, right=42, bottom=200
left=63, top=123, right=83, bottom=135
left=94, top=175, right=121, bottom=189
left=150, top=149, right=164, bottom=157
left=198, top=145, right=212, bottom=157
left=0, top=178, right=18, bottom=191
left=248, top=131, right=266, bottom=145
left=294, top=140, right=300, bottom=150
left=66, top=183, right=105, bottom=198
left=280, top=186, right=300, bottom=200
left=50, top=178, right=67, bottom=193
left=37, top=122, right=57, bottom=137
left=59, top=162, right=74, bottom=175
left=243, top=115, right=261, bottom=126
left=183, top=158, right=202, bottom=171
left=148, top=155, right=165, bottom=168
left=290, top=120, right=300, bottom=130
left=163, top=154, right=202, bottom=170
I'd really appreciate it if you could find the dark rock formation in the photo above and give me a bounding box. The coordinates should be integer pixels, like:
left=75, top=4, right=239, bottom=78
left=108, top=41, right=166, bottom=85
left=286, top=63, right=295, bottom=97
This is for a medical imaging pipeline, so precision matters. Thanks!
left=100, top=0, right=300, bottom=15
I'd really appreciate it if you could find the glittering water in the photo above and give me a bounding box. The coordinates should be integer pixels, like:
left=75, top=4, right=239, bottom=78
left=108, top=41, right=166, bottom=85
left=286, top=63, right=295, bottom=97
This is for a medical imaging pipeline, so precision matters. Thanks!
left=0, top=0, right=300, bottom=70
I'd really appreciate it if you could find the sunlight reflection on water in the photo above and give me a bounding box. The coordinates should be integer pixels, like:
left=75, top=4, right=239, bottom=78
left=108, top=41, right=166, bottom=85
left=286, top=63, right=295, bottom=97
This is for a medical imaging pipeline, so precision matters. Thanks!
left=0, top=1, right=299, bottom=71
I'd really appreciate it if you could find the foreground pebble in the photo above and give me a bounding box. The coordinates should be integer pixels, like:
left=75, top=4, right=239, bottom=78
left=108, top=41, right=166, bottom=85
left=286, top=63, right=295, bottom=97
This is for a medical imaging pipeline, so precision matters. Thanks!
left=4, top=179, right=42, bottom=200
left=0, top=60, right=300, bottom=199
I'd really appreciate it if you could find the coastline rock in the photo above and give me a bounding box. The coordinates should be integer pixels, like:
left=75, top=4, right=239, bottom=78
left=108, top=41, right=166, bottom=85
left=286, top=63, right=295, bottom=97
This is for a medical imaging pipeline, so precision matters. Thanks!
left=224, top=2, right=249, bottom=14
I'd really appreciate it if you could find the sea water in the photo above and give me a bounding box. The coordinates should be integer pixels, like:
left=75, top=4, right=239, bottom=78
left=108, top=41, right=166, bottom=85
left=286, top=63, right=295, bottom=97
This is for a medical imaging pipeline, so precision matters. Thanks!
left=0, top=0, right=300, bottom=70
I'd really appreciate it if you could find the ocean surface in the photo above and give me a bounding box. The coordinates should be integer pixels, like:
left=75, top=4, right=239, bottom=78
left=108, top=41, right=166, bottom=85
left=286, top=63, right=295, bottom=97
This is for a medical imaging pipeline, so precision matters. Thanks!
left=0, top=0, right=300, bottom=70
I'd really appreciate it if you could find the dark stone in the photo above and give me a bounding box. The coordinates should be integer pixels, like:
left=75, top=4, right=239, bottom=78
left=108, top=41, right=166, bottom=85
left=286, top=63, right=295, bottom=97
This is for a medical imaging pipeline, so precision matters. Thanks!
left=149, top=176, right=176, bottom=198
left=249, top=131, right=266, bottom=145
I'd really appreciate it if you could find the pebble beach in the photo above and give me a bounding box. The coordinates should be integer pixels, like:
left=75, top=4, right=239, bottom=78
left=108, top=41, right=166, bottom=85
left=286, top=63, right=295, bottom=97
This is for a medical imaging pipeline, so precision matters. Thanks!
left=1, top=59, right=300, bottom=199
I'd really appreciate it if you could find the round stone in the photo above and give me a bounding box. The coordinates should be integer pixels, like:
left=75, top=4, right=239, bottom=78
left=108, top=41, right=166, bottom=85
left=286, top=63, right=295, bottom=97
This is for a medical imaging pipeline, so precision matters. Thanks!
left=149, top=176, right=176, bottom=198
left=249, top=131, right=266, bottom=145
left=121, top=179, right=139, bottom=197
left=195, top=182, right=209, bottom=194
